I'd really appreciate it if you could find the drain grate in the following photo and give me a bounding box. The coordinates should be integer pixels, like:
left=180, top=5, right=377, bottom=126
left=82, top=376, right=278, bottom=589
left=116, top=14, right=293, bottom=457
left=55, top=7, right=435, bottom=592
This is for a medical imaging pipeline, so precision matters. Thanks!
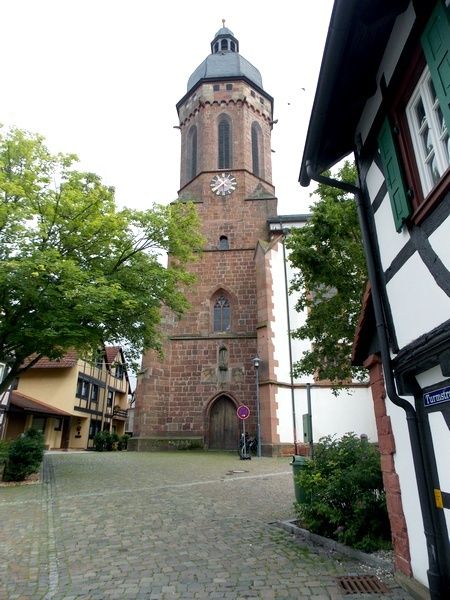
left=336, top=575, right=389, bottom=594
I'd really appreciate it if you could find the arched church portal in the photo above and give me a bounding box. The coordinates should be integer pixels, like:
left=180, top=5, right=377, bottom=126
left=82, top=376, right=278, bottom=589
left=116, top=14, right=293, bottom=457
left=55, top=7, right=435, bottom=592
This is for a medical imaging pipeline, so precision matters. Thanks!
left=208, top=395, right=239, bottom=450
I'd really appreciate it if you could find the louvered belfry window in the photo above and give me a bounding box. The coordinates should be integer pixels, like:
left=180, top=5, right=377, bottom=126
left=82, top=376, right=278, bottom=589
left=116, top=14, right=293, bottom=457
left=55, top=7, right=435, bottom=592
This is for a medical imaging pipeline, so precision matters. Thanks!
left=188, top=126, right=197, bottom=180
left=218, top=118, right=231, bottom=169
left=251, top=122, right=260, bottom=176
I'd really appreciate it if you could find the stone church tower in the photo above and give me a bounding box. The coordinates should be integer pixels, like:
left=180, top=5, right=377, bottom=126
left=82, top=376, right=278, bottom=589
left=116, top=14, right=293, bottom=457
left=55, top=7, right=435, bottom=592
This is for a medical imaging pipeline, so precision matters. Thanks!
left=131, top=25, right=278, bottom=452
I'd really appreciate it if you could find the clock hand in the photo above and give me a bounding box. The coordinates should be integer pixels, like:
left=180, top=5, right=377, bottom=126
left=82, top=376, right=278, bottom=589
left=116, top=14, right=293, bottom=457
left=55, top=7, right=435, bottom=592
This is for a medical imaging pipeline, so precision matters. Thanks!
left=212, top=181, right=224, bottom=192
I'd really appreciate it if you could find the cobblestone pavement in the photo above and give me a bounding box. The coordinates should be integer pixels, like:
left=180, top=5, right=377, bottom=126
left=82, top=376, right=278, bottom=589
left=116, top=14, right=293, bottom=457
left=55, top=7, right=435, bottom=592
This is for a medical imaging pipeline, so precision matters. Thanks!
left=0, top=451, right=413, bottom=600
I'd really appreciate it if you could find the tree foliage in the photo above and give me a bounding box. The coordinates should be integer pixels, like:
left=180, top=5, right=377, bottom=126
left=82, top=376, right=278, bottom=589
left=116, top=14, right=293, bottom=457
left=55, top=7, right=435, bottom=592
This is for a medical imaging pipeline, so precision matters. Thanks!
left=287, top=162, right=367, bottom=387
left=0, top=127, right=204, bottom=392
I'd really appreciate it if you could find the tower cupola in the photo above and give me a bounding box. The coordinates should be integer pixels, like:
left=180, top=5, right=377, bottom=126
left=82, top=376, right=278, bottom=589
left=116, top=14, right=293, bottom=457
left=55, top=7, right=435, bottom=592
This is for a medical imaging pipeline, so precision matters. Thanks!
left=186, top=22, right=264, bottom=94
left=210, top=21, right=239, bottom=54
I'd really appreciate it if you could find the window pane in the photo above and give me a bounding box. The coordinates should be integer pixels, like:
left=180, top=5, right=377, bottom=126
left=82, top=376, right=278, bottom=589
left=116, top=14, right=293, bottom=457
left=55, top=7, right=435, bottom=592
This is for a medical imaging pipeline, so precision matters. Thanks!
left=406, top=68, right=449, bottom=196
left=415, top=98, right=426, bottom=130
left=219, top=236, right=229, bottom=250
left=214, top=296, right=230, bottom=331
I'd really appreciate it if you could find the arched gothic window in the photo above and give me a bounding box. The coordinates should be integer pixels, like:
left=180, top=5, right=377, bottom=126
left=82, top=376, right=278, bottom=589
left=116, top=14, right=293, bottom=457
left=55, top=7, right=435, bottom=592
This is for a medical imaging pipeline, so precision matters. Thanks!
left=218, top=117, right=231, bottom=169
left=219, top=235, right=229, bottom=250
left=213, top=296, right=230, bottom=332
left=187, top=126, right=197, bottom=180
left=251, top=122, right=262, bottom=176
left=221, top=39, right=228, bottom=51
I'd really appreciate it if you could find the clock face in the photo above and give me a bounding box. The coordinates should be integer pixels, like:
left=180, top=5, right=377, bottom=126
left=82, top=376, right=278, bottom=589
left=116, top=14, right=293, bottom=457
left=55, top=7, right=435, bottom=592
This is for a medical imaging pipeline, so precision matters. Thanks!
left=210, top=172, right=237, bottom=196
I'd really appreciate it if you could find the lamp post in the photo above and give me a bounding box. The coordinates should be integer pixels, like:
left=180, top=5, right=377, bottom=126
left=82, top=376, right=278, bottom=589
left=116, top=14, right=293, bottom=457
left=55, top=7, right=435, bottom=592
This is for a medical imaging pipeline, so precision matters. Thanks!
left=252, top=356, right=262, bottom=457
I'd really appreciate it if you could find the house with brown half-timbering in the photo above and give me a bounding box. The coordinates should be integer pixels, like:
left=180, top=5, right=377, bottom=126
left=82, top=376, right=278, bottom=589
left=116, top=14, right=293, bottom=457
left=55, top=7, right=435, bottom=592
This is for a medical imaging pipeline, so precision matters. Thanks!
left=2, top=346, right=131, bottom=450
left=300, top=1, right=450, bottom=598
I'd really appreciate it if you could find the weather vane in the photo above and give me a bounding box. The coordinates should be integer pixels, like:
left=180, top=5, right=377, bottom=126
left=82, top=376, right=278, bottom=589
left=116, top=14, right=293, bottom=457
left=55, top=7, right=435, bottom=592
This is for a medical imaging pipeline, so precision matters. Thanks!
left=222, top=19, right=226, bottom=28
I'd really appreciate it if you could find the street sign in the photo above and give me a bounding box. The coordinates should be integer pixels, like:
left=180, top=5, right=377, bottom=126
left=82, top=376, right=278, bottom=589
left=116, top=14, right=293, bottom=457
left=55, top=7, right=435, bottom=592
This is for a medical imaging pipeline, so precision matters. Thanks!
left=423, top=385, right=450, bottom=407
left=237, top=405, right=250, bottom=420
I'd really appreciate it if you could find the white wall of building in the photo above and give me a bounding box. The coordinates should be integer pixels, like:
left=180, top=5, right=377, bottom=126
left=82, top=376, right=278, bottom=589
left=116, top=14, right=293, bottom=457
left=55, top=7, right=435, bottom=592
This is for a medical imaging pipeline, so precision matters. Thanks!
left=387, top=398, right=429, bottom=587
left=387, top=254, right=450, bottom=349
left=268, top=238, right=376, bottom=446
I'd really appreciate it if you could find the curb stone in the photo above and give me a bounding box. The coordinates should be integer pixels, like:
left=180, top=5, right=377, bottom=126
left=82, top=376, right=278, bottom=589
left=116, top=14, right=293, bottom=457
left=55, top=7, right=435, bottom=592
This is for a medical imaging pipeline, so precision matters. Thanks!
left=276, top=518, right=394, bottom=571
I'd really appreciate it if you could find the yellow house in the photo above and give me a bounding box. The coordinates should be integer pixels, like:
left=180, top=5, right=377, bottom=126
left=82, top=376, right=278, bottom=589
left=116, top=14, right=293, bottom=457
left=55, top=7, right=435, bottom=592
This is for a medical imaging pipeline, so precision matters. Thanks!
left=3, top=347, right=131, bottom=450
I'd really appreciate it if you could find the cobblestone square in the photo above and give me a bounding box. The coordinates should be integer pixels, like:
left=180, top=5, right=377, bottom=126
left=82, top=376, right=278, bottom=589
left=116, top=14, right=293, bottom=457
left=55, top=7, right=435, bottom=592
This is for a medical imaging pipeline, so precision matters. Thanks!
left=0, top=452, right=413, bottom=599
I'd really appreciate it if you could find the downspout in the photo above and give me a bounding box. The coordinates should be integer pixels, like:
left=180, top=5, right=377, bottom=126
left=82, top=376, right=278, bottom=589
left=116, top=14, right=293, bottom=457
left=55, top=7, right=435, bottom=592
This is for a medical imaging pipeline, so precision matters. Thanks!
left=305, top=161, right=445, bottom=600
left=280, top=225, right=299, bottom=455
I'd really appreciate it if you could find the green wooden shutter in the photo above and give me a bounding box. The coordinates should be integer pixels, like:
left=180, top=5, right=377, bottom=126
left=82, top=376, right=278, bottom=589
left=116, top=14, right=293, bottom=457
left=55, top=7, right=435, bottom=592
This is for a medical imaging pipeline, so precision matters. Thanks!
left=421, top=1, right=450, bottom=131
left=377, top=118, right=411, bottom=232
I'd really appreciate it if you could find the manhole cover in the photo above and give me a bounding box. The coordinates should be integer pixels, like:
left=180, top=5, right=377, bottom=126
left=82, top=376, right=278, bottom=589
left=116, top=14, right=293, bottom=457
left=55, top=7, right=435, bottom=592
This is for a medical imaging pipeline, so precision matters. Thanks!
left=336, top=575, right=389, bottom=594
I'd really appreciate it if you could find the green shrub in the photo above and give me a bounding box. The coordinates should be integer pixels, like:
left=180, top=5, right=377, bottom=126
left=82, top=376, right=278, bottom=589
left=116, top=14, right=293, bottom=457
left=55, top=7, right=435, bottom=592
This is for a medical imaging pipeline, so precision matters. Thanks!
left=118, top=434, right=130, bottom=451
left=3, top=429, right=45, bottom=481
left=0, top=440, right=10, bottom=466
left=93, top=430, right=111, bottom=452
left=93, top=431, right=125, bottom=451
left=110, top=432, right=120, bottom=451
left=295, top=433, right=391, bottom=552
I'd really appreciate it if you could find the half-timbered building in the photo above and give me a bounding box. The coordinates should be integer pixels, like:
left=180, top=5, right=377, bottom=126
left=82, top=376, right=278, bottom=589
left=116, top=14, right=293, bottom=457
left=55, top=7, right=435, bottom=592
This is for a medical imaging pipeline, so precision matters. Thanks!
left=300, top=2, right=450, bottom=597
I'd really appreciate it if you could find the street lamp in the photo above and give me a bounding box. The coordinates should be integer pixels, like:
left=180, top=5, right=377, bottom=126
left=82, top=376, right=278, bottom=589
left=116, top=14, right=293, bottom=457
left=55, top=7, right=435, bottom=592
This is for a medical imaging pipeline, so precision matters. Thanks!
left=252, top=356, right=262, bottom=457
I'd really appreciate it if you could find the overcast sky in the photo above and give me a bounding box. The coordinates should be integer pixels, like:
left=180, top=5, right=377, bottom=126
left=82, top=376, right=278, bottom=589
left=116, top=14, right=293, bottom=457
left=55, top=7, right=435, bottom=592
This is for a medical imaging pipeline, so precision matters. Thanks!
left=1, top=0, right=334, bottom=215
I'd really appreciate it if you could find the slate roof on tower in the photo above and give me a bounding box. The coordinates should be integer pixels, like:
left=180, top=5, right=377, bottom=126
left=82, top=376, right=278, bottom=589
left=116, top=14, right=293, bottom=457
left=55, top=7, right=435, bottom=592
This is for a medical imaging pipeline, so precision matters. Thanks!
left=186, top=25, right=263, bottom=93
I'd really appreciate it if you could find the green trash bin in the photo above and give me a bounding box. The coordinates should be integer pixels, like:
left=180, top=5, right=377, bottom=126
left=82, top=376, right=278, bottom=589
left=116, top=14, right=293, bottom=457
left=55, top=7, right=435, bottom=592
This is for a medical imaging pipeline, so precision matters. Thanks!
left=291, top=455, right=308, bottom=504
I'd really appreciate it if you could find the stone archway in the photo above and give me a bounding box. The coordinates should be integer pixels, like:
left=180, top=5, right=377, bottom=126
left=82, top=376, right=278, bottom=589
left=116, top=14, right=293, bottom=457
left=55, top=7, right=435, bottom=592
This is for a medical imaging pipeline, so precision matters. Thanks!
left=208, top=395, right=239, bottom=450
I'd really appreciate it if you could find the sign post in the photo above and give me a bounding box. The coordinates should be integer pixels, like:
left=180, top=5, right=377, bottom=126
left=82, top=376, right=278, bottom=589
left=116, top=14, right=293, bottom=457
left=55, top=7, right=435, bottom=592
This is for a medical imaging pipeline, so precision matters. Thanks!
left=237, top=405, right=250, bottom=460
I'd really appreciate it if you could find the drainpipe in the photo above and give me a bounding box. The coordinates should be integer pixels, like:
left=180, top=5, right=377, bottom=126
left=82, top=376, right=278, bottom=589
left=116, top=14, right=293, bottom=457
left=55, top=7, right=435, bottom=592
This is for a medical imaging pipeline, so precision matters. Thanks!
left=305, top=162, right=446, bottom=599
left=280, top=225, right=299, bottom=455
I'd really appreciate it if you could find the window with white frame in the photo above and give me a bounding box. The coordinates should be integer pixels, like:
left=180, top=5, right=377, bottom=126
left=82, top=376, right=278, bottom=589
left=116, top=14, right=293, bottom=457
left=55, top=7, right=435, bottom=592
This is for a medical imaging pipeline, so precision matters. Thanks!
left=406, top=67, right=450, bottom=196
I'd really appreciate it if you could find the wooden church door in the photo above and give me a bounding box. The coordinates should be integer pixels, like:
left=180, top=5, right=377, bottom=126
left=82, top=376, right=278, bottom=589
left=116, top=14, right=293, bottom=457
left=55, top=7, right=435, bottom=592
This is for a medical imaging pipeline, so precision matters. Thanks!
left=209, top=396, right=238, bottom=450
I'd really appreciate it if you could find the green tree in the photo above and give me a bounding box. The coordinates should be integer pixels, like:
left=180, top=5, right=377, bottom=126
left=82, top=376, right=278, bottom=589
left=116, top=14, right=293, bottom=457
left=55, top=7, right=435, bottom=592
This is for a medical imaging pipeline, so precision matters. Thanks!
left=287, top=161, right=367, bottom=387
left=0, top=127, right=203, bottom=393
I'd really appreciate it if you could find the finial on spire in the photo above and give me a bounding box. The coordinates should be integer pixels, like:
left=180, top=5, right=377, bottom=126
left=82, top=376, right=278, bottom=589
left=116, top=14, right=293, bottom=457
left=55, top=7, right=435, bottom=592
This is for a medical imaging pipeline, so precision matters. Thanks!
left=222, top=19, right=226, bottom=28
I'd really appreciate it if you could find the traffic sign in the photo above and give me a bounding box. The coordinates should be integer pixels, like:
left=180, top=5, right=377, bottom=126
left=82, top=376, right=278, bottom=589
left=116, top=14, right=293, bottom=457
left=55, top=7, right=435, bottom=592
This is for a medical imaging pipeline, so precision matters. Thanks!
left=237, top=405, right=250, bottom=420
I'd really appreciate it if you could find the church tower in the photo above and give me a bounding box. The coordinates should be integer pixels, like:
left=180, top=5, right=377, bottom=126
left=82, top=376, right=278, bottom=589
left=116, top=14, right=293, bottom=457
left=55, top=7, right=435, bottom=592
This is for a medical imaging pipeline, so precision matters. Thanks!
left=132, top=24, right=278, bottom=451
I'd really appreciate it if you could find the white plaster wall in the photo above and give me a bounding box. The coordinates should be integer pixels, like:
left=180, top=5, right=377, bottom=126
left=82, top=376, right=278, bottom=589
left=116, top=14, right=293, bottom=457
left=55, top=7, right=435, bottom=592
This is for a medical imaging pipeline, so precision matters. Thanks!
left=277, top=385, right=376, bottom=444
left=365, top=161, right=385, bottom=203
left=269, top=239, right=376, bottom=445
left=416, top=365, right=450, bottom=545
left=373, top=192, right=410, bottom=271
left=271, top=242, right=312, bottom=385
left=276, top=387, right=298, bottom=443
left=387, top=398, right=429, bottom=587
left=428, top=412, right=450, bottom=539
left=304, top=386, right=377, bottom=442
left=386, top=254, right=450, bottom=349
left=429, top=215, right=450, bottom=271
left=270, top=243, right=292, bottom=384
